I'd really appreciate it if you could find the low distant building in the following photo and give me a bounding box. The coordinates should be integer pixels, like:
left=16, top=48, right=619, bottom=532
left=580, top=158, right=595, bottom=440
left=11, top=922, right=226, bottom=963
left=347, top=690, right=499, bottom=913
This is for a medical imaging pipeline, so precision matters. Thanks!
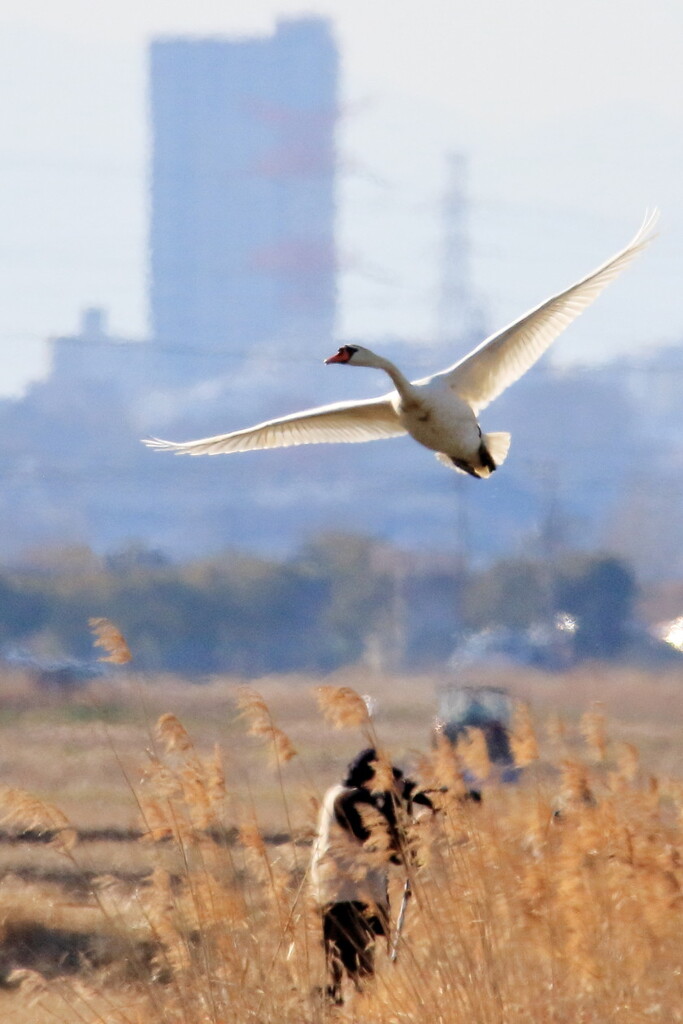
left=49, top=308, right=149, bottom=395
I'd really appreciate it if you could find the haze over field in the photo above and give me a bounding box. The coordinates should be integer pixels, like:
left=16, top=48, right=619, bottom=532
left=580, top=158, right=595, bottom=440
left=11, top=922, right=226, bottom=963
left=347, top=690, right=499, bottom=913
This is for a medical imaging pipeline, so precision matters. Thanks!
left=1, top=0, right=682, bottom=395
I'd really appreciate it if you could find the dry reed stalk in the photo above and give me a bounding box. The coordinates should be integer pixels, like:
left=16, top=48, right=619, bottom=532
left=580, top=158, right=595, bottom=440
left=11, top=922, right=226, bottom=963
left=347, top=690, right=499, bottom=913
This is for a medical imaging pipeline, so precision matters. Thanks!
left=0, top=786, right=77, bottom=853
left=141, top=750, right=183, bottom=800
left=155, top=712, right=193, bottom=754
left=234, top=686, right=301, bottom=895
left=356, top=801, right=394, bottom=865
left=138, top=739, right=251, bottom=1009
left=178, top=760, right=216, bottom=833
left=138, top=751, right=189, bottom=846
left=205, top=743, right=227, bottom=807
left=415, top=737, right=476, bottom=869
left=146, top=866, right=192, bottom=974
left=369, top=747, right=394, bottom=794
left=6, top=695, right=681, bottom=1024
left=545, top=710, right=568, bottom=745
left=544, top=757, right=683, bottom=1000
left=140, top=715, right=230, bottom=850
left=401, top=799, right=518, bottom=1022
left=457, top=726, right=491, bottom=782
left=518, top=795, right=554, bottom=861
left=519, top=851, right=550, bottom=929
left=423, top=732, right=468, bottom=801
left=238, top=818, right=267, bottom=859
left=558, top=759, right=595, bottom=812
left=178, top=868, right=247, bottom=935
left=615, top=741, right=640, bottom=784
left=314, top=684, right=373, bottom=732
left=161, top=725, right=677, bottom=1019
left=549, top=828, right=602, bottom=985
left=236, top=687, right=297, bottom=764
left=510, top=703, right=539, bottom=767
left=138, top=797, right=177, bottom=843
left=88, top=617, right=132, bottom=665
left=580, top=705, right=608, bottom=762
left=238, top=813, right=295, bottom=952
left=135, top=727, right=264, bottom=1022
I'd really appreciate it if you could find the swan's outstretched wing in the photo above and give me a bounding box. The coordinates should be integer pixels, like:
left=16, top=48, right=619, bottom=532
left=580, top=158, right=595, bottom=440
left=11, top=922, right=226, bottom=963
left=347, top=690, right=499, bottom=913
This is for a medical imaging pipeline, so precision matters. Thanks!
left=143, top=395, right=405, bottom=455
left=430, top=210, right=658, bottom=414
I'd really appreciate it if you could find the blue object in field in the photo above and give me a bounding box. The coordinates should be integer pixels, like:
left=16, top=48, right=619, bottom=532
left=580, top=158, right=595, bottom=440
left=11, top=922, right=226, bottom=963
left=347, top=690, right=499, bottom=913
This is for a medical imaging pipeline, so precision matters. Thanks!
left=436, top=686, right=521, bottom=784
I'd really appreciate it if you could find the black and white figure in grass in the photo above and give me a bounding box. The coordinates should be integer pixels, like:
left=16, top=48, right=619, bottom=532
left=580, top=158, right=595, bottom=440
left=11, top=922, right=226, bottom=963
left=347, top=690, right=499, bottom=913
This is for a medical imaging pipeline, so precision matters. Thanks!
left=310, top=748, right=434, bottom=1004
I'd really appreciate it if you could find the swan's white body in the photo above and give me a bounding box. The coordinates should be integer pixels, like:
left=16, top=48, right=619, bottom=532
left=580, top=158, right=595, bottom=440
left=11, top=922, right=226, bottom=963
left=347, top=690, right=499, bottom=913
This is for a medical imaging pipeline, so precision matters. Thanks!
left=144, top=212, right=658, bottom=478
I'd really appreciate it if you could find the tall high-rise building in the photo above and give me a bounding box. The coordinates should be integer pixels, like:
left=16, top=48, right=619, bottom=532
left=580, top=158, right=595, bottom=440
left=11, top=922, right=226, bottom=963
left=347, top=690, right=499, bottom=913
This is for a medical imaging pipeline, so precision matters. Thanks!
left=149, top=18, right=338, bottom=384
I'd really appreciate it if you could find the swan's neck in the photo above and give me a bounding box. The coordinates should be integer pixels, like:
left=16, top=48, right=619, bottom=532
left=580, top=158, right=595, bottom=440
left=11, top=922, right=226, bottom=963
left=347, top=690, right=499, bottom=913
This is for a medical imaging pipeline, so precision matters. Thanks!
left=369, top=354, right=414, bottom=397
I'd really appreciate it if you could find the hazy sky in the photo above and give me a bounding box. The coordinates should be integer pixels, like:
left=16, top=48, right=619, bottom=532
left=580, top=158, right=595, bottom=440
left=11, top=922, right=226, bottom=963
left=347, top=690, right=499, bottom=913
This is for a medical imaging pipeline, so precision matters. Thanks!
left=1, top=0, right=681, bottom=395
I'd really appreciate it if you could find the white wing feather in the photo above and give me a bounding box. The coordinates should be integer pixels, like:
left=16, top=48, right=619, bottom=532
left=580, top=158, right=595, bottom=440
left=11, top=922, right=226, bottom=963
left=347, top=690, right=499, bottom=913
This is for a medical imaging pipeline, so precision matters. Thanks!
left=143, top=395, right=404, bottom=455
left=430, top=209, right=659, bottom=414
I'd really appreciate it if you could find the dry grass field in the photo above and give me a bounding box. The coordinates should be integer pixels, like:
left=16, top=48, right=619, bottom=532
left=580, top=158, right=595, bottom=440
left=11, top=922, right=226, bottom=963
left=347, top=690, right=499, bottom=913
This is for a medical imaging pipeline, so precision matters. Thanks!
left=0, top=662, right=681, bottom=1022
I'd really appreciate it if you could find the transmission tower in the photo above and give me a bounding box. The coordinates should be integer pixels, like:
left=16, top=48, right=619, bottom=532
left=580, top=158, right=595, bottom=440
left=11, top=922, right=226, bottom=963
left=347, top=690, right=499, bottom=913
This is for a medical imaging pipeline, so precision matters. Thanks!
left=436, top=152, right=486, bottom=355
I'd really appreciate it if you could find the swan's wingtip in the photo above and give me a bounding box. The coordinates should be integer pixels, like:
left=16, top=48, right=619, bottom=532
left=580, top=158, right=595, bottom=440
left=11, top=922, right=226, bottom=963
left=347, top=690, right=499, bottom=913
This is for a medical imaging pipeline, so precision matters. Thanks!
left=142, top=436, right=175, bottom=451
left=638, top=207, right=660, bottom=240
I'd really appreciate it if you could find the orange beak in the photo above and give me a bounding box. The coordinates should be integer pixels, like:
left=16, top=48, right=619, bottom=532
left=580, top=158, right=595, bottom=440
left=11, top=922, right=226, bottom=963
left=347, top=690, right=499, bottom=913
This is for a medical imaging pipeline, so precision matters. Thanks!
left=325, top=348, right=350, bottom=364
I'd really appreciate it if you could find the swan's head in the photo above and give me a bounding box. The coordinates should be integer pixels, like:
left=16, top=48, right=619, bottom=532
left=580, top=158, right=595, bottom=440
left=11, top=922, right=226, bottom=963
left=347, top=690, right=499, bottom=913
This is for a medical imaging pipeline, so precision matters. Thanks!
left=325, top=344, right=377, bottom=367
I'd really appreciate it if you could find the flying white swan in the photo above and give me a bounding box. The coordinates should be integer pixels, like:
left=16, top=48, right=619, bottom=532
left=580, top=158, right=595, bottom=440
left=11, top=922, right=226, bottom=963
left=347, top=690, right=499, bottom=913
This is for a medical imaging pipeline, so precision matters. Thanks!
left=144, top=211, right=658, bottom=478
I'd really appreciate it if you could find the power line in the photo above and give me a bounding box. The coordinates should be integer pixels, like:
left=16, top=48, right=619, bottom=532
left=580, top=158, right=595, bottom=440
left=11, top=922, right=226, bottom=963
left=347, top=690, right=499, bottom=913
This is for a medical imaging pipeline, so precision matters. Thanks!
left=1, top=330, right=681, bottom=370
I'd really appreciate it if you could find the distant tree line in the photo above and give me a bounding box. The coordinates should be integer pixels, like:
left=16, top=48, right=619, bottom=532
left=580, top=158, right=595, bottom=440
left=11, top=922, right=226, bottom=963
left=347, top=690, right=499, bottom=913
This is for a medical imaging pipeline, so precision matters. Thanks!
left=0, top=535, right=652, bottom=677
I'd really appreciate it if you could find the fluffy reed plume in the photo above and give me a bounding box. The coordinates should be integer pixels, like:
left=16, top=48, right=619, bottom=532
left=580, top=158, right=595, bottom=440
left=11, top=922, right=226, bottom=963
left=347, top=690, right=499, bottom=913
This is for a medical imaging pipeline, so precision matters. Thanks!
left=134, top=715, right=271, bottom=1015
left=0, top=786, right=77, bottom=853
left=356, top=801, right=394, bottom=863
left=206, top=742, right=227, bottom=807
left=545, top=710, right=567, bottom=744
left=369, top=747, right=394, bottom=793
left=456, top=725, right=491, bottom=781
left=239, top=818, right=267, bottom=858
left=140, top=715, right=229, bottom=842
left=7, top=689, right=682, bottom=1024
left=510, top=702, right=539, bottom=768
left=580, top=705, right=607, bottom=762
left=423, top=730, right=468, bottom=802
left=146, top=866, right=192, bottom=974
left=138, top=796, right=176, bottom=843
left=88, top=616, right=132, bottom=664
left=314, top=684, right=372, bottom=731
left=558, top=758, right=596, bottom=811
left=156, top=711, right=193, bottom=753
left=236, top=686, right=297, bottom=764
left=615, top=741, right=640, bottom=784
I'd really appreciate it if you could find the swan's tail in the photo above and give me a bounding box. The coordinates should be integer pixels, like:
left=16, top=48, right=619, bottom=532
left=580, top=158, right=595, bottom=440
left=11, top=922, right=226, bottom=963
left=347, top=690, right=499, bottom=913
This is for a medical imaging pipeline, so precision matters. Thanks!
left=482, top=431, right=511, bottom=471
left=435, top=431, right=511, bottom=478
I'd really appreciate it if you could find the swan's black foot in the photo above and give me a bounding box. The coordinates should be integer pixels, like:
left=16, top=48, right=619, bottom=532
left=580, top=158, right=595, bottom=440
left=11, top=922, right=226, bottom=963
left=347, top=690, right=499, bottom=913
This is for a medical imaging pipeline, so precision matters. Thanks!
left=449, top=444, right=497, bottom=477
left=450, top=457, right=481, bottom=478
left=478, top=441, right=497, bottom=474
